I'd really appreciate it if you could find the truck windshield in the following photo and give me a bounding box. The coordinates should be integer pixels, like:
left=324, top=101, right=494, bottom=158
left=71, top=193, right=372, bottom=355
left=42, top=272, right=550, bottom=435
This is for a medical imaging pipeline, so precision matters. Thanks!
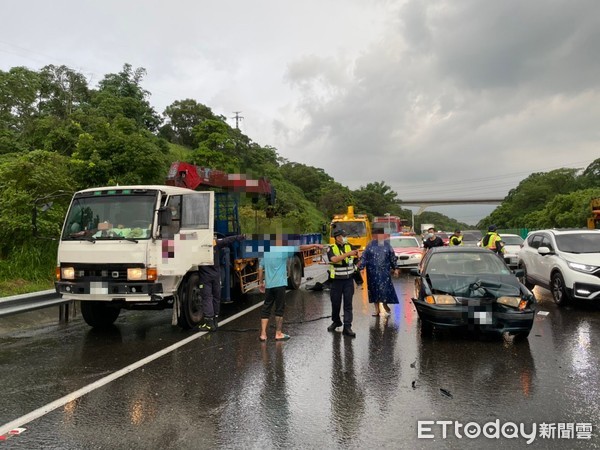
left=333, top=221, right=367, bottom=237
left=62, top=193, right=157, bottom=240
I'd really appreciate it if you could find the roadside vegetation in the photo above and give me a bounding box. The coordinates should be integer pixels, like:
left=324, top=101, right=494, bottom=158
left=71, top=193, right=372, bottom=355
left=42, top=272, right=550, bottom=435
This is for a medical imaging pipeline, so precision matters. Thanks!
left=0, top=63, right=598, bottom=296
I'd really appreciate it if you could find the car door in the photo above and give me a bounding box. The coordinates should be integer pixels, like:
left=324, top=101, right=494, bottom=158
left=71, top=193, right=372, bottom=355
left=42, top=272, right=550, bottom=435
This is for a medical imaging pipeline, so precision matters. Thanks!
left=523, top=233, right=544, bottom=281
left=537, top=234, right=556, bottom=285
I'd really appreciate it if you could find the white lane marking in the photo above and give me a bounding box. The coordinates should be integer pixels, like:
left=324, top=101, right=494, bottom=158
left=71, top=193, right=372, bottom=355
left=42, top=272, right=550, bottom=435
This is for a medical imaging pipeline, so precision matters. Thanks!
left=0, top=301, right=265, bottom=436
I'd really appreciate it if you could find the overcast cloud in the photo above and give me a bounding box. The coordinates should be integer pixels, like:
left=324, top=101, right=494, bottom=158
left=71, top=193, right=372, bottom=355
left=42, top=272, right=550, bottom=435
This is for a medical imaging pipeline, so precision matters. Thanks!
left=2, top=0, right=599, bottom=223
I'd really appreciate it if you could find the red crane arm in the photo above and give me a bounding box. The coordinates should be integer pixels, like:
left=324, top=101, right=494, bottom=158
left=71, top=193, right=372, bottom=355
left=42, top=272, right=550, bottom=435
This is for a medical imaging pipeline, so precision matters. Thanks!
left=166, top=162, right=275, bottom=204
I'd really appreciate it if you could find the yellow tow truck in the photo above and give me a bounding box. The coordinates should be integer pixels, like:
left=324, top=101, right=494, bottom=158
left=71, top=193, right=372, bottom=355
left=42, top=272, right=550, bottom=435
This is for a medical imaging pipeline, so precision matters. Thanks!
left=588, top=197, right=600, bottom=229
left=329, top=206, right=373, bottom=251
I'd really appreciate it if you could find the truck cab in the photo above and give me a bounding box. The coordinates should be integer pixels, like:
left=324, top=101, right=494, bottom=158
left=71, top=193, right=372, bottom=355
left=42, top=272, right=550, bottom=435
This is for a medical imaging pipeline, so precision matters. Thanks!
left=329, top=206, right=372, bottom=251
left=55, top=185, right=215, bottom=329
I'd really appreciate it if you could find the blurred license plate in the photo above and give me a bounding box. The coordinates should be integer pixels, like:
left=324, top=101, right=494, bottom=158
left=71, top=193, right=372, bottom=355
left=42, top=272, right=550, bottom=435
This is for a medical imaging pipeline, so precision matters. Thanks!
left=474, top=311, right=492, bottom=325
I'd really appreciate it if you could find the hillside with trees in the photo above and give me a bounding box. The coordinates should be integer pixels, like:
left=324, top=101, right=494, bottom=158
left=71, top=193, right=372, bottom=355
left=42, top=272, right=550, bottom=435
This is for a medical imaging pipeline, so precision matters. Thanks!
left=0, top=63, right=596, bottom=293
left=477, top=164, right=600, bottom=229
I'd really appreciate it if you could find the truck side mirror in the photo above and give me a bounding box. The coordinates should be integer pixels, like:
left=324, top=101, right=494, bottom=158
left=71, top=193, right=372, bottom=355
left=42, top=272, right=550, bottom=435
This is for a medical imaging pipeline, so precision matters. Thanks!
left=158, top=207, right=173, bottom=226
left=32, top=191, right=71, bottom=239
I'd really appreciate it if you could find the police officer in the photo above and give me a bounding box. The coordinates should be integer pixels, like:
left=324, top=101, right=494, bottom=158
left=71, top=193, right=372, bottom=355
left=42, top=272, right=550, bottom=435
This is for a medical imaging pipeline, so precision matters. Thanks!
left=327, top=229, right=359, bottom=337
left=481, top=225, right=504, bottom=255
left=449, top=229, right=463, bottom=246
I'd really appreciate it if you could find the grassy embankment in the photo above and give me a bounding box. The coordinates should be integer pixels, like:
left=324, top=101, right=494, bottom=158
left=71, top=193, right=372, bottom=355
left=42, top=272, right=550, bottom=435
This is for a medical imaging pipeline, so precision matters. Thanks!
left=0, top=241, right=57, bottom=297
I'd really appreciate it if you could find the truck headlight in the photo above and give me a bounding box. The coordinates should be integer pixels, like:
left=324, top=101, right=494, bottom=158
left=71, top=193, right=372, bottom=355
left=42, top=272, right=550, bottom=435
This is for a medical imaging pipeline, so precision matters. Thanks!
left=127, top=268, right=147, bottom=280
left=61, top=267, right=75, bottom=280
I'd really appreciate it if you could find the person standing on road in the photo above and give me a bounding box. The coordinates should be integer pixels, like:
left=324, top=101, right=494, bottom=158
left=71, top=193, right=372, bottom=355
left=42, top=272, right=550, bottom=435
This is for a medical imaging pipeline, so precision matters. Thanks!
left=258, top=239, right=323, bottom=342
left=449, top=229, right=463, bottom=246
left=358, top=230, right=399, bottom=316
left=327, top=229, right=359, bottom=337
left=482, top=225, right=505, bottom=256
left=198, top=234, right=245, bottom=332
left=423, top=227, right=444, bottom=253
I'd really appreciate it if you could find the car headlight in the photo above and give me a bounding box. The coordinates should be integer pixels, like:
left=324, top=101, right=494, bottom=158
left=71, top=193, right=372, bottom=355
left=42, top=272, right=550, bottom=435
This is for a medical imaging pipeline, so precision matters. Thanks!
left=425, top=294, right=457, bottom=305
left=127, top=268, right=147, bottom=280
left=61, top=267, right=75, bottom=280
left=410, top=254, right=422, bottom=260
left=567, top=261, right=598, bottom=274
left=497, top=296, right=528, bottom=310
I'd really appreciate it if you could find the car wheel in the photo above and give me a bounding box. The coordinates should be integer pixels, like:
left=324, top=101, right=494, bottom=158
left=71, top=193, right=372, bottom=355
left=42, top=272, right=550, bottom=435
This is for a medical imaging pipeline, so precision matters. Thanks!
left=551, top=272, right=570, bottom=306
left=519, top=262, right=535, bottom=290
left=505, top=329, right=531, bottom=342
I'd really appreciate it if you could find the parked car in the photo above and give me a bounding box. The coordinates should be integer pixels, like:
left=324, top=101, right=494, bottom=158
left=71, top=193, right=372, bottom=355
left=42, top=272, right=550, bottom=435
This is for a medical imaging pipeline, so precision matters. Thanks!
left=437, top=231, right=450, bottom=246
left=461, top=230, right=482, bottom=247
left=412, top=246, right=535, bottom=339
left=389, top=235, right=423, bottom=269
left=500, top=234, right=524, bottom=269
left=518, top=229, right=600, bottom=305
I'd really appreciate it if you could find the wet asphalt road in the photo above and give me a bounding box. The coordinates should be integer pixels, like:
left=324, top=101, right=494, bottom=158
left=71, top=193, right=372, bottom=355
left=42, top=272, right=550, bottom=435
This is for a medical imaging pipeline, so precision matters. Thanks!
left=0, top=269, right=599, bottom=449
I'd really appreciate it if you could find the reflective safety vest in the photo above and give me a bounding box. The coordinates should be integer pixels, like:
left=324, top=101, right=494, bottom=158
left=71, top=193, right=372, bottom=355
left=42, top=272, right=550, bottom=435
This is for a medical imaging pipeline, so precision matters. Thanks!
left=482, top=231, right=504, bottom=254
left=449, top=235, right=463, bottom=246
left=329, top=243, right=355, bottom=279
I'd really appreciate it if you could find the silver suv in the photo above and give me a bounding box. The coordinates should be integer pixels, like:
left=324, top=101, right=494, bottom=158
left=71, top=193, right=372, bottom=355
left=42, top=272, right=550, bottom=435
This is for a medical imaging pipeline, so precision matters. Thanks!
left=519, top=229, right=600, bottom=305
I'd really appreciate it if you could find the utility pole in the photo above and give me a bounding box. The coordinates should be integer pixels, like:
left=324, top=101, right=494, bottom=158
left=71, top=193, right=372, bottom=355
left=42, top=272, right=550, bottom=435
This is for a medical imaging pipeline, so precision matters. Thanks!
left=232, top=111, right=244, bottom=129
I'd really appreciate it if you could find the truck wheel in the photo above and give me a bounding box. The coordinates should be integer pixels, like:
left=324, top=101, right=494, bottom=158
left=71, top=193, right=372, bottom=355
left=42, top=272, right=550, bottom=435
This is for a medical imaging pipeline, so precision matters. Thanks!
left=177, top=273, right=204, bottom=329
left=80, top=301, right=121, bottom=328
left=287, top=255, right=303, bottom=290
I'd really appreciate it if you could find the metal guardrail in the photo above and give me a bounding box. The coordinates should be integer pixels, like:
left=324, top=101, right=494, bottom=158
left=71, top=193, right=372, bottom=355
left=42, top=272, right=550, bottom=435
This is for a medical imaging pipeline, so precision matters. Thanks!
left=0, top=289, right=71, bottom=318
left=0, top=266, right=330, bottom=320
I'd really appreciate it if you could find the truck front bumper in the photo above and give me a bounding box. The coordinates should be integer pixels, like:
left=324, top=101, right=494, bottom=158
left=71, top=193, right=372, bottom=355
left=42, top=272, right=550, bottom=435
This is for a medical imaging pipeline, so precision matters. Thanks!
left=56, top=280, right=163, bottom=300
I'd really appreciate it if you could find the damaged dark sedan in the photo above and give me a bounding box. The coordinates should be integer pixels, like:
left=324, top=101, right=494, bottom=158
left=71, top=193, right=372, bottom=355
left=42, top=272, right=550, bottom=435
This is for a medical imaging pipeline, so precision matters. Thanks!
left=412, top=247, right=535, bottom=340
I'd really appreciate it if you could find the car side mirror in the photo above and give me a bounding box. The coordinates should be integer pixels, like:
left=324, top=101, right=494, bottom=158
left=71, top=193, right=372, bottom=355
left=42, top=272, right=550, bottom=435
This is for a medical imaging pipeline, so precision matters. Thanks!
left=513, top=269, right=524, bottom=278
left=538, top=246, right=552, bottom=256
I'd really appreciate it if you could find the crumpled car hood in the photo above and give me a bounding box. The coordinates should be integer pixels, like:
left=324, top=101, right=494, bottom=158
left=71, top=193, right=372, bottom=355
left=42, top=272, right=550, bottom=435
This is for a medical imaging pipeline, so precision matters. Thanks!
left=426, top=273, right=521, bottom=298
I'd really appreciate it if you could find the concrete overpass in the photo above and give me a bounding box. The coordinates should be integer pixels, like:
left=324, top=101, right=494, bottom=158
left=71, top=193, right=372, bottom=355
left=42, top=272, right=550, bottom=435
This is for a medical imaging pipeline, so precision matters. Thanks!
left=398, top=198, right=504, bottom=215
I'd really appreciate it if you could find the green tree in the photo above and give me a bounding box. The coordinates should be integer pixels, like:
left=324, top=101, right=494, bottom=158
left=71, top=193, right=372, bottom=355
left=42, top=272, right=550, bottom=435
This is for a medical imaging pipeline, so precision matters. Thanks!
left=480, top=168, right=579, bottom=228
left=38, top=65, right=90, bottom=119
left=280, top=162, right=333, bottom=203
left=71, top=115, right=169, bottom=186
left=0, top=67, right=41, bottom=140
left=580, top=158, right=600, bottom=189
left=161, top=99, right=217, bottom=148
left=94, top=64, right=161, bottom=131
left=353, top=181, right=401, bottom=217
left=188, top=147, right=240, bottom=173
left=317, top=182, right=354, bottom=218
left=522, top=188, right=600, bottom=229
left=0, top=150, right=76, bottom=255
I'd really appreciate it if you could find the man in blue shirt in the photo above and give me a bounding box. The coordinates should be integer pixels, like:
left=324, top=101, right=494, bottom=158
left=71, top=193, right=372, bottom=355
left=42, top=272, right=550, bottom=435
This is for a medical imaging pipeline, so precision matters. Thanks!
left=258, top=240, right=322, bottom=342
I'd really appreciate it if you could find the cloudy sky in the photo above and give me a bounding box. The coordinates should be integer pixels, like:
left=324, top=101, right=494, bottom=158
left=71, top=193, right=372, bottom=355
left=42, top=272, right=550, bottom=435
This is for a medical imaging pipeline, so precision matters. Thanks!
left=3, top=0, right=599, bottom=223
